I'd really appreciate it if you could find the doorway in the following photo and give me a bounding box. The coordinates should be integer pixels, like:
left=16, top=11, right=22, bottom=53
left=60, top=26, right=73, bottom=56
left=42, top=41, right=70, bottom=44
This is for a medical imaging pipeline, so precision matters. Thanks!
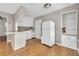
left=35, top=19, right=42, bottom=39
left=0, top=16, right=7, bottom=42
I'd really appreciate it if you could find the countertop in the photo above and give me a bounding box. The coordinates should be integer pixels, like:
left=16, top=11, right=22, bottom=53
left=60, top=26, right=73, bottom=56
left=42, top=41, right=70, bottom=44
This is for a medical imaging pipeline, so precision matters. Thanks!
left=6, top=30, right=32, bottom=34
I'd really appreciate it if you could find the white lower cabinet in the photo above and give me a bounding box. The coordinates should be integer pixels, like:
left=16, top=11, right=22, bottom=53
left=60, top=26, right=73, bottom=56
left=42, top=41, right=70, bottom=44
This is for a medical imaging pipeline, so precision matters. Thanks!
left=11, top=32, right=26, bottom=50
left=61, top=35, right=77, bottom=50
left=26, top=30, right=33, bottom=40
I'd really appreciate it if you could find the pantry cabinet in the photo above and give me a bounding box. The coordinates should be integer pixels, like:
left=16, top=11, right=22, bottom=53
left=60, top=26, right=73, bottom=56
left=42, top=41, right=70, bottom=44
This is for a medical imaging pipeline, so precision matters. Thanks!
left=41, top=21, right=55, bottom=47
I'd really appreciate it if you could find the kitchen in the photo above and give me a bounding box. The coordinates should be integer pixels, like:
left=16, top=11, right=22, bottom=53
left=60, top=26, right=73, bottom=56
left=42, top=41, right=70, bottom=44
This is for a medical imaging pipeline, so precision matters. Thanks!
left=0, top=3, right=79, bottom=56
left=6, top=6, right=34, bottom=50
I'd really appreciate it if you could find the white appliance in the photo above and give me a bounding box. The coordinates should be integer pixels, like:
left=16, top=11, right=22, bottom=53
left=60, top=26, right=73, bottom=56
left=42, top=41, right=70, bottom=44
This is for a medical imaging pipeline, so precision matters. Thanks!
left=41, top=21, right=55, bottom=47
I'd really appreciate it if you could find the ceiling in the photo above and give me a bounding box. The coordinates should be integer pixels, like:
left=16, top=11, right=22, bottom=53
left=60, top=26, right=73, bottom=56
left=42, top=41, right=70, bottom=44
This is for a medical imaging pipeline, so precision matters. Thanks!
left=0, top=3, right=75, bottom=17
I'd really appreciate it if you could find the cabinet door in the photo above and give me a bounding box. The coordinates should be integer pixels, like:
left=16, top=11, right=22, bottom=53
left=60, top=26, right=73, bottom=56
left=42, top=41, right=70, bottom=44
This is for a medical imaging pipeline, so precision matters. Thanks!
left=61, top=35, right=68, bottom=46
left=17, top=17, right=34, bottom=27
left=61, top=35, right=77, bottom=49
left=14, top=33, right=26, bottom=50
left=26, top=31, right=32, bottom=40
left=16, top=18, right=23, bottom=26
left=22, top=17, right=34, bottom=27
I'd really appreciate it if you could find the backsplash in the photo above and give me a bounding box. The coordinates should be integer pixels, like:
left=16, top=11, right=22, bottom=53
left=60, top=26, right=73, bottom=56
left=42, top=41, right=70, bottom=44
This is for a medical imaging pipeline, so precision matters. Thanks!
left=18, top=26, right=33, bottom=32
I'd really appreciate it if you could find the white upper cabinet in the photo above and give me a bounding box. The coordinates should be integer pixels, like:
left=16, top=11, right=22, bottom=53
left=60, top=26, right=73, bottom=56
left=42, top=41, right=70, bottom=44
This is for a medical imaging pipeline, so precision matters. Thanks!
left=62, top=10, right=77, bottom=35
left=15, top=6, right=34, bottom=27
left=17, top=17, right=34, bottom=27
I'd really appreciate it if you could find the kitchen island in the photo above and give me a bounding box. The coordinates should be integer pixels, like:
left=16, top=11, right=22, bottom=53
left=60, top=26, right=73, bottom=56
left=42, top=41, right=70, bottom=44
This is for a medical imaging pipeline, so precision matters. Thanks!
left=6, top=30, right=33, bottom=50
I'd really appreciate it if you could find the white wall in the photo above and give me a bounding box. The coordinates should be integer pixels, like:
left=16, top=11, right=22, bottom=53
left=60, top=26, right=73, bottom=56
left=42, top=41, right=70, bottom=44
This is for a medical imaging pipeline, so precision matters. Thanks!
left=0, top=12, right=14, bottom=32
left=0, top=11, right=14, bottom=42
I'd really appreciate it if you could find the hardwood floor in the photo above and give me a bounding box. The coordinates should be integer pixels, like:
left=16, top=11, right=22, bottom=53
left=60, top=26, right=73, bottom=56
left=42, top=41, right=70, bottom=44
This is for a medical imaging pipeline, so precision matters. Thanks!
left=0, top=36, right=7, bottom=41
left=0, top=38, right=79, bottom=56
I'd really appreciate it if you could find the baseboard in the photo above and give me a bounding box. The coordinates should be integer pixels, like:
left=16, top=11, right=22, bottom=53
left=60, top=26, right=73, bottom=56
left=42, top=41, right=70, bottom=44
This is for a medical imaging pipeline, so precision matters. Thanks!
left=33, top=37, right=41, bottom=40
left=56, top=43, right=79, bottom=51
left=31, top=37, right=36, bottom=39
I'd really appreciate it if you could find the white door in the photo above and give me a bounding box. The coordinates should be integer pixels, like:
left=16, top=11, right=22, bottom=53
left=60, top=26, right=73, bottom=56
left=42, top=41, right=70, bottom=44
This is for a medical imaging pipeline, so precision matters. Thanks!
left=0, top=19, right=6, bottom=36
left=35, top=19, right=42, bottom=39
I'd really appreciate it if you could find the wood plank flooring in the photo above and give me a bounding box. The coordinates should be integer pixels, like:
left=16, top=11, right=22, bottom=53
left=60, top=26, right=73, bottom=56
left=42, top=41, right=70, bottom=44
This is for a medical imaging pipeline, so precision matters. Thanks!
left=0, top=38, right=79, bottom=56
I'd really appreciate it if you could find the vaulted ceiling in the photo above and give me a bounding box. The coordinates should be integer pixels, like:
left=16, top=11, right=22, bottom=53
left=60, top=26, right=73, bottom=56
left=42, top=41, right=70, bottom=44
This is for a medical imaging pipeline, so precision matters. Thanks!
left=0, top=3, right=75, bottom=17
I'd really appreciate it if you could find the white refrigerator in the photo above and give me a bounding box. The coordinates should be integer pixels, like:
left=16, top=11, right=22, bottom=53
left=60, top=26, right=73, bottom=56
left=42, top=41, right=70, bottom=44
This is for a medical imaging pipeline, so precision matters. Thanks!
left=41, top=21, right=55, bottom=47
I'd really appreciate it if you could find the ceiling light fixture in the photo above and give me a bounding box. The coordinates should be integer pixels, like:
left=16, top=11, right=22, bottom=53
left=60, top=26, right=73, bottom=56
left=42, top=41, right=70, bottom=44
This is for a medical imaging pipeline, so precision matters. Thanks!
left=44, top=3, right=51, bottom=8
